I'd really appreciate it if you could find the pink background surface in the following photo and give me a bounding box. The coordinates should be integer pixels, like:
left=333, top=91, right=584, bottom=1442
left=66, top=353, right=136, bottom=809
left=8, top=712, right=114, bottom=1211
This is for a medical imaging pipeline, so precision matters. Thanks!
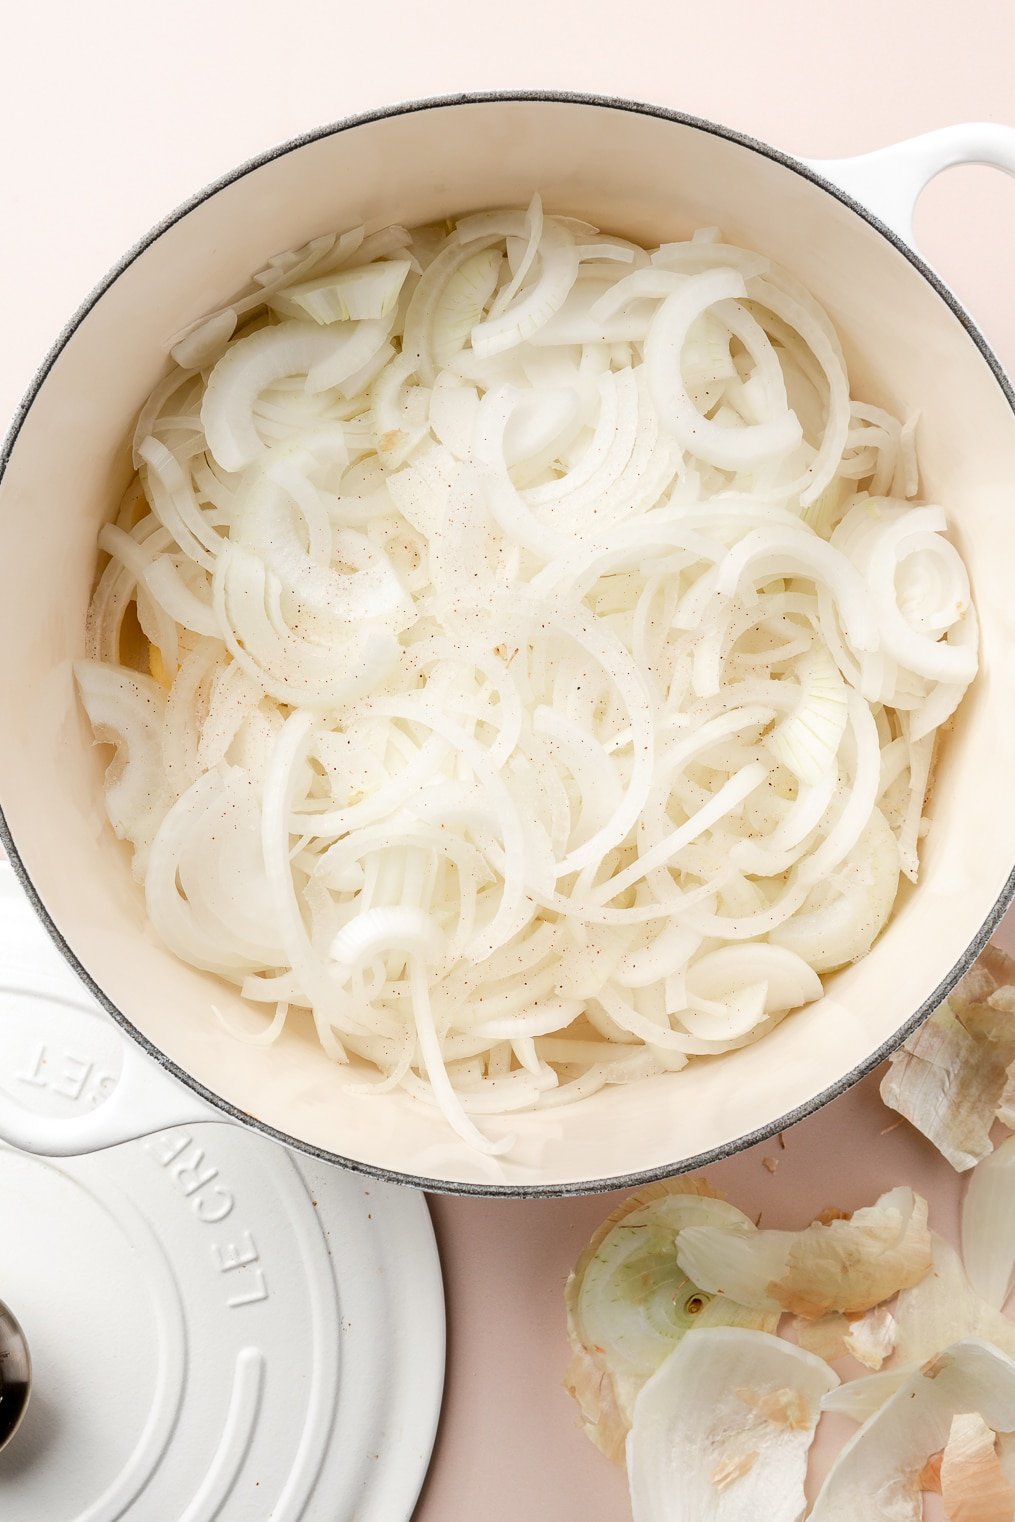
left=4, top=6, right=1015, bottom=1519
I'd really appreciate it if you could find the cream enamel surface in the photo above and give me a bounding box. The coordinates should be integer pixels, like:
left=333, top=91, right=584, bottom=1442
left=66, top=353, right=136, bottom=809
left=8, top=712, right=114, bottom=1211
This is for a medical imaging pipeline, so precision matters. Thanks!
left=2, top=100, right=1014, bottom=1189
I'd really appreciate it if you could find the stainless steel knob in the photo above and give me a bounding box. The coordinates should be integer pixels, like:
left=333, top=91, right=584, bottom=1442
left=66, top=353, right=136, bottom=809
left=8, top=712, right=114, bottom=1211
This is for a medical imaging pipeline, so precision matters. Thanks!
left=0, top=1299, right=30, bottom=1452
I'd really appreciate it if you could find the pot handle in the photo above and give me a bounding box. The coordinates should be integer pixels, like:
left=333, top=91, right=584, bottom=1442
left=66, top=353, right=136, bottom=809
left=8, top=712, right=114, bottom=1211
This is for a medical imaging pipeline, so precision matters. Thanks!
left=0, top=1029, right=222, bottom=1156
left=803, top=122, right=1015, bottom=248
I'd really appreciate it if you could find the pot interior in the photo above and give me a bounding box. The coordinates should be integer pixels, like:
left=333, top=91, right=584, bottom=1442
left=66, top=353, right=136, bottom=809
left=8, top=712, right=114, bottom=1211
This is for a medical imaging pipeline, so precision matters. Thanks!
left=2, top=98, right=1014, bottom=1191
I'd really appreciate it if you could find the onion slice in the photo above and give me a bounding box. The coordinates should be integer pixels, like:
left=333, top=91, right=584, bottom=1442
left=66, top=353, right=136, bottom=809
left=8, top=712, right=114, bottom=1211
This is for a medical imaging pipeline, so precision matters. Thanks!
left=202, top=322, right=374, bottom=471
left=75, top=661, right=168, bottom=872
left=645, top=268, right=803, bottom=469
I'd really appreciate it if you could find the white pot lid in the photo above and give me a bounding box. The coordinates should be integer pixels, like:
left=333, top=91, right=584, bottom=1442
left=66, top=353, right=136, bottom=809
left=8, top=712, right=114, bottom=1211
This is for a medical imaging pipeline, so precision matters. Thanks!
left=0, top=865, right=445, bottom=1521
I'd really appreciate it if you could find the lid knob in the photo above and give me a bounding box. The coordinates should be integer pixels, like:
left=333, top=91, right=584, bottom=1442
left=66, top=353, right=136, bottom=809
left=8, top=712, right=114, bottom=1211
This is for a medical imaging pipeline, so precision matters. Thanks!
left=0, top=1299, right=31, bottom=1452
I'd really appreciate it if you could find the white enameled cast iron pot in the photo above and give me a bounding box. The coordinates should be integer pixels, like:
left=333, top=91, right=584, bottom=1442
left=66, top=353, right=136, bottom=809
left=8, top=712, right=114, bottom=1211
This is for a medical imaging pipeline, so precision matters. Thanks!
left=2, top=95, right=1015, bottom=1195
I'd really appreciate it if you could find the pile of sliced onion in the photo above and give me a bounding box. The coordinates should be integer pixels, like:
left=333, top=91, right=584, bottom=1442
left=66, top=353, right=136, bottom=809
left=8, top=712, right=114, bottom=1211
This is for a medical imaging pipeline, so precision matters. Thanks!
left=77, top=196, right=977, bottom=1152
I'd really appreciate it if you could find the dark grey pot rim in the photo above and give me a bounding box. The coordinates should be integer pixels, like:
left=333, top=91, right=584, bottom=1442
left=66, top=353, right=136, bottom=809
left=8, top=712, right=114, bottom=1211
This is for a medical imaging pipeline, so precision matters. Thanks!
left=2, top=89, right=1013, bottom=1199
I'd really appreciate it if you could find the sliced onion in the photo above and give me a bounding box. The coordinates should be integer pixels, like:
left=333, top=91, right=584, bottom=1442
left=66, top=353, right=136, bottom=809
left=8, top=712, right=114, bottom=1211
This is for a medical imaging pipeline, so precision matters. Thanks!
left=81, top=204, right=979, bottom=1154
left=487, top=192, right=543, bottom=320
left=98, top=522, right=180, bottom=676
left=138, top=435, right=221, bottom=570
left=771, top=807, right=900, bottom=971
left=143, top=554, right=217, bottom=636
left=645, top=269, right=803, bottom=469
left=212, top=543, right=398, bottom=708
left=277, top=259, right=411, bottom=324
left=736, top=540, right=876, bottom=656
left=202, top=322, right=374, bottom=471
left=75, top=661, right=168, bottom=871
left=432, top=247, right=503, bottom=371
left=748, top=275, right=851, bottom=508
left=145, top=771, right=271, bottom=974
left=767, top=646, right=848, bottom=784
left=402, top=232, right=503, bottom=382
left=470, top=215, right=579, bottom=357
